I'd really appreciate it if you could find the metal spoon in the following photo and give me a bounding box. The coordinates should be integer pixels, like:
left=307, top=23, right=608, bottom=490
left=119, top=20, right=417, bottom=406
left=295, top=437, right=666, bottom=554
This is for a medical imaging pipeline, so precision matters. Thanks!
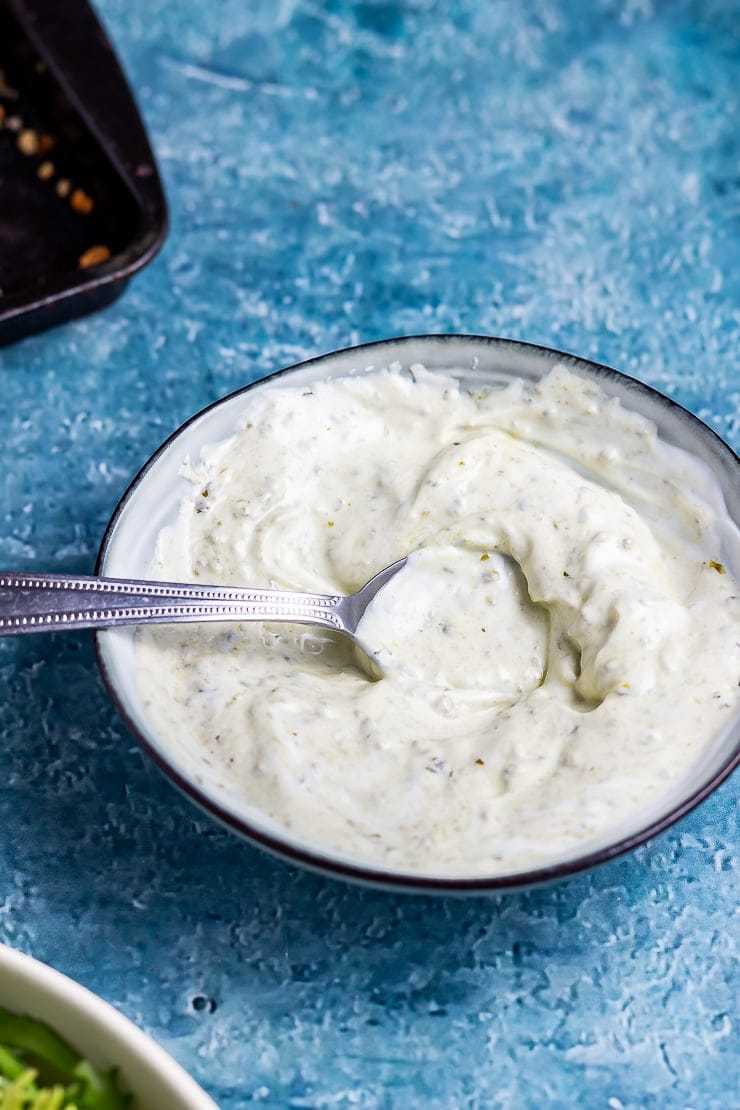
left=0, top=557, right=409, bottom=680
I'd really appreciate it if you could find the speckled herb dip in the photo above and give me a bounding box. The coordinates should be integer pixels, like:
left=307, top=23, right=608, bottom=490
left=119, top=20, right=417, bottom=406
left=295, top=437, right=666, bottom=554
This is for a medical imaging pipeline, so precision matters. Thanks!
left=135, top=365, right=740, bottom=877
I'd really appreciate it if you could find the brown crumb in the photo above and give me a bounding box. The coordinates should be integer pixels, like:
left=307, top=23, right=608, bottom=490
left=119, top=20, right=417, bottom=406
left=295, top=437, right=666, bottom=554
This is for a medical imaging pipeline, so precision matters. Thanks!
left=475, top=758, right=485, bottom=766
left=56, top=178, right=71, bottom=197
left=37, top=133, right=55, bottom=155
left=0, top=105, right=5, bottom=124
left=78, top=244, right=111, bottom=269
left=17, top=129, right=39, bottom=155
left=70, top=188, right=94, bottom=214
left=37, top=160, right=54, bottom=180
left=707, top=560, right=726, bottom=575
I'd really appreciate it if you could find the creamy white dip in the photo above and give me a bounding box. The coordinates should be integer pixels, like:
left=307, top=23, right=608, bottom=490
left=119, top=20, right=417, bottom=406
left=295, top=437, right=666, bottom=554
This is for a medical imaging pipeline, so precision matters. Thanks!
left=136, top=365, right=740, bottom=876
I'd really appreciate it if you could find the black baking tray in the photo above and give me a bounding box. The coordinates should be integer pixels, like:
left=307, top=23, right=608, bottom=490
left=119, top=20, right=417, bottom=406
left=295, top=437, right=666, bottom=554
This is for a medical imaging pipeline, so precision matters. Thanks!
left=0, top=0, right=167, bottom=345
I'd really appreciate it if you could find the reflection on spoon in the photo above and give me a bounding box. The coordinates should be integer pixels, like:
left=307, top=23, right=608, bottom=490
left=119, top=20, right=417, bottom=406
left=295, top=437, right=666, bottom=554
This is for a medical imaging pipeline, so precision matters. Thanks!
left=0, top=558, right=410, bottom=680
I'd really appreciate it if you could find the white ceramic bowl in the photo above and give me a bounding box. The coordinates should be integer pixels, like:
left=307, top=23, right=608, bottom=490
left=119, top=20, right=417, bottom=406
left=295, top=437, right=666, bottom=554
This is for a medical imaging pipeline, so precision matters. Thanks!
left=0, top=944, right=218, bottom=1109
left=95, top=335, right=740, bottom=893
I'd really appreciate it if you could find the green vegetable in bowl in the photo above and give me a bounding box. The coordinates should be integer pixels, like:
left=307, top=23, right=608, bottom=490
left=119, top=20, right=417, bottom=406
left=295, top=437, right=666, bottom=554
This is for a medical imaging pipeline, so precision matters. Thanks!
left=0, top=1010, right=131, bottom=1109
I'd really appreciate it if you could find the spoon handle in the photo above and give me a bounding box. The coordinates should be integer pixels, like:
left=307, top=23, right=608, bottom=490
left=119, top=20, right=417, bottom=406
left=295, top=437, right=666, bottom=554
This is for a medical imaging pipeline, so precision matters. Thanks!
left=0, top=572, right=345, bottom=635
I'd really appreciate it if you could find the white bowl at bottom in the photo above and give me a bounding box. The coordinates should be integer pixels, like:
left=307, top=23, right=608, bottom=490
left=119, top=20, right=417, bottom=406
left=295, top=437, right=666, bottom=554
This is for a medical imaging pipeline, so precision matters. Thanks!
left=0, top=944, right=218, bottom=1110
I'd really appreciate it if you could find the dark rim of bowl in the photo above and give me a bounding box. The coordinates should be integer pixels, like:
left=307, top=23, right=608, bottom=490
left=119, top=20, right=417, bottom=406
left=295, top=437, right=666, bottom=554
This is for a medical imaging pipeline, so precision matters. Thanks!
left=93, top=334, right=740, bottom=893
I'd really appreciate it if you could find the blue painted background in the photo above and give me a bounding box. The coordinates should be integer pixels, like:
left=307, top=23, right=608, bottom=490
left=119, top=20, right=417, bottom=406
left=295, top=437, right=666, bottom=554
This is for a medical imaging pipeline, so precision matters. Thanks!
left=0, top=1, right=737, bottom=1106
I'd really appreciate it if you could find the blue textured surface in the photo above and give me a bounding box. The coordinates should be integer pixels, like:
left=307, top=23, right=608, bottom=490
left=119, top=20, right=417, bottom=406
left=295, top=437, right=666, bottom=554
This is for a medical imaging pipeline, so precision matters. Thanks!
left=1, top=1, right=738, bottom=1106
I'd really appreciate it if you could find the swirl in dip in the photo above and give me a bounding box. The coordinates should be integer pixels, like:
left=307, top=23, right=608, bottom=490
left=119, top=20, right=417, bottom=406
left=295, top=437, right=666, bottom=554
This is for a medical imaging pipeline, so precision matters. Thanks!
left=135, top=365, right=740, bottom=876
